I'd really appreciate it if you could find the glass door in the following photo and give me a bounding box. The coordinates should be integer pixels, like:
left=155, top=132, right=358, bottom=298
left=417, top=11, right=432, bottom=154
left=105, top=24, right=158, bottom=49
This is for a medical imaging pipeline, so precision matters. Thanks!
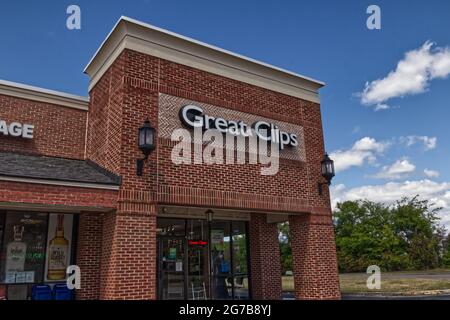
left=156, top=218, right=250, bottom=300
left=210, top=221, right=232, bottom=299
left=210, top=221, right=250, bottom=300
left=187, top=220, right=209, bottom=300
left=157, top=236, right=185, bottom=300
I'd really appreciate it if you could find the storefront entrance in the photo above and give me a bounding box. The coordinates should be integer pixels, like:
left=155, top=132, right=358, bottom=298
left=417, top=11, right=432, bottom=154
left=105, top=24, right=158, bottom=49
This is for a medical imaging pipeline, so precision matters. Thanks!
left=157, top=218, right=250, bottom=300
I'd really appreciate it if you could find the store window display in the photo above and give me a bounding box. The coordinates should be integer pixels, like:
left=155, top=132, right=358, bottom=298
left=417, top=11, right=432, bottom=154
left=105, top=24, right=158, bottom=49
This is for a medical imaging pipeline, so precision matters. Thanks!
left=0, top=211, right=76, bottom=300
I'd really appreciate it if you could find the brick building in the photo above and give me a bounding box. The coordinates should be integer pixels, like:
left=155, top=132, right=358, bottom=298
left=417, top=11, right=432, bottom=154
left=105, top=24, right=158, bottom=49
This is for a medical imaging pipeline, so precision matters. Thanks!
left=0, top=17, right=340, bottom=300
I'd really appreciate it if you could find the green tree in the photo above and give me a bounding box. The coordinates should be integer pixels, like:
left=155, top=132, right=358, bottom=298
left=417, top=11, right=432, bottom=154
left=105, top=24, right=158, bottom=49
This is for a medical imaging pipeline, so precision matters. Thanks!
left=442, top=234, right=450, bottom=267
left=334, top=196, right=446, bottom=272
left=278, top=222, right=292, bottom=274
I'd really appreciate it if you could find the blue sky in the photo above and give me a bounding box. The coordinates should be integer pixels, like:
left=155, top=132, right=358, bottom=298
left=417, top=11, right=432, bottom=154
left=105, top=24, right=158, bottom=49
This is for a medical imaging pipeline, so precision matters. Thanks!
left=1, top=1, right=450, bottom=226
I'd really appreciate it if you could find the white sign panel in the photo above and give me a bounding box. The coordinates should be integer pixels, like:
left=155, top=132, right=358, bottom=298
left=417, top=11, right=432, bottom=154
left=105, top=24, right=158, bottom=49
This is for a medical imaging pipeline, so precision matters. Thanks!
left=44, top=214, right=73, bottom=282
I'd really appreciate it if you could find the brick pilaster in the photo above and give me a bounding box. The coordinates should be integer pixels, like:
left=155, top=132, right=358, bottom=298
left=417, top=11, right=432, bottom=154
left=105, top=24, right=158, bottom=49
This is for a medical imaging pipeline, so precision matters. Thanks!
left=75, top=212, right=103, bottom=300
left=289, top=214, right=341, bottom=300
left=249, top=213, right=282, bottom=300
left=99, top=195, right=157, bottom=300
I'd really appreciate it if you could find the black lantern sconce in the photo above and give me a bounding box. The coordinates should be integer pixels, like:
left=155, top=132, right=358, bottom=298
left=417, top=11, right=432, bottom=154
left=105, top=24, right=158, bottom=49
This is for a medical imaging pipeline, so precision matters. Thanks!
left=137, top=119, right=156, bottom=176
left=318, top=153, right=335, bottom=196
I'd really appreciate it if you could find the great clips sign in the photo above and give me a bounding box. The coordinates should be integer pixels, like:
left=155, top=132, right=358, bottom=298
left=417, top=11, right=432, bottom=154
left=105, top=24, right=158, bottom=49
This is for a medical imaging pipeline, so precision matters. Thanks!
left=0, top=119, right=34, bottom=139
left=179, top=105, right=299, bottom=150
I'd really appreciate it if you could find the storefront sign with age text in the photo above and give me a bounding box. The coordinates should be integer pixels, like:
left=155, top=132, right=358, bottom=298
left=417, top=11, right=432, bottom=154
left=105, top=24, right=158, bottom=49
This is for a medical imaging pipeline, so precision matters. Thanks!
left=0, top=119, right=34, bottom=139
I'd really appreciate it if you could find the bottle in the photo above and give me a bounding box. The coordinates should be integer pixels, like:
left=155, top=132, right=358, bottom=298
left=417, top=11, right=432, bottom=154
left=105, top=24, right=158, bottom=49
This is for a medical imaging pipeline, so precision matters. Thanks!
left=5, top=225, right=27, bottom=275
left=47, top=215, right=69, bottom=280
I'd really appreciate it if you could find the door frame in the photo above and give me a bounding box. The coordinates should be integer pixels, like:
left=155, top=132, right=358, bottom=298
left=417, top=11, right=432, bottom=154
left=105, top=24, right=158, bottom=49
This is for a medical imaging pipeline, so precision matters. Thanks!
left=157, top=235, right=188, bottom=300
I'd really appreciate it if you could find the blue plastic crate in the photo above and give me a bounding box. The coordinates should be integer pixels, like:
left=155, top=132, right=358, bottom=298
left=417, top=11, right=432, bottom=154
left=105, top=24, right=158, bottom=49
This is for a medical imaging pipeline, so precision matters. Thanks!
left=53, top=283, right=74, bottom=300
left=31, top=285, right=52, bottom=300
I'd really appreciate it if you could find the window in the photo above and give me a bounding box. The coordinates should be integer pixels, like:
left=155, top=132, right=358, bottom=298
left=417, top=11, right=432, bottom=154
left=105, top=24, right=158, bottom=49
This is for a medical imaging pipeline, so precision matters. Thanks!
left=0, top=212, right=76, bottom=300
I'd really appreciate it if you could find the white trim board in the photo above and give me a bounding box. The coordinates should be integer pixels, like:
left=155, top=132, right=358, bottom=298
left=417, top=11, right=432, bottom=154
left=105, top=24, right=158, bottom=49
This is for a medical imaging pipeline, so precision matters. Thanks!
left=85, top=16, right=324, bottom=104
left=0, top=175, right=120, bottom=191
left=0, top=79, right=89, bottom=111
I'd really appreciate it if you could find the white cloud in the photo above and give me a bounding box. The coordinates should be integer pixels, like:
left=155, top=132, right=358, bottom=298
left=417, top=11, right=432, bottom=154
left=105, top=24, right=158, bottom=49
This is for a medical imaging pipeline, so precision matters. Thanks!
left=330, top=137, right=388, bottom=172
left=361, top=41, right=450, bottom=109
left=330, top=135, right=437, bottom=174
left=374, top=103, right=391, bottom=111
left=400, top=135, right=437, bottom=150
left=424, top=169, right=440, bottom=178
left=331, top=180, right=450, bottom=229
left=373, top=159, right=416, bottom=180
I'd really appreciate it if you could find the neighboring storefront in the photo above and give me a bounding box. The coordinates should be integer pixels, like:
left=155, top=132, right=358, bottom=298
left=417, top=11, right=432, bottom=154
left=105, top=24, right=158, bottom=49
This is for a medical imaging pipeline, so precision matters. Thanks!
left=0, top=16, right=341, bottom=300
left=0, top=211, right=77, bottom=299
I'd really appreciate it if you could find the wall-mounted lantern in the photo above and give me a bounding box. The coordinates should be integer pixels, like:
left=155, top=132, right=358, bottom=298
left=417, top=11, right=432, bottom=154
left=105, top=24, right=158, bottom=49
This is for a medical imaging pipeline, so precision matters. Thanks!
left=318, top=153, right=335, bottom=196
left=137, top=119, right=156, bottom=176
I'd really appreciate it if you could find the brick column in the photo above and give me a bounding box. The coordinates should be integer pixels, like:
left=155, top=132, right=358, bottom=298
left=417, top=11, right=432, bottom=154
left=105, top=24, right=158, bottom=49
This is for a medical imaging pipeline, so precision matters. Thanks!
left=99, top=193, right=157, bottom=300
left=75, top=212, right=103, bottom=300
left=289, top=213, right=341, bottom=300
left=249, top=213, right=282, bottom=300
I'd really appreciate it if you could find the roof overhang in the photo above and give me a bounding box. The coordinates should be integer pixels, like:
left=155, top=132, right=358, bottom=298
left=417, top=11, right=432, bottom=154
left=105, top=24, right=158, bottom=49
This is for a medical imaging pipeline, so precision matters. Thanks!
left=0, top=79, right=89, bottom=111
left=84, top=16, right=325, bottom=104
left=0, top=175, right=120, bottom=191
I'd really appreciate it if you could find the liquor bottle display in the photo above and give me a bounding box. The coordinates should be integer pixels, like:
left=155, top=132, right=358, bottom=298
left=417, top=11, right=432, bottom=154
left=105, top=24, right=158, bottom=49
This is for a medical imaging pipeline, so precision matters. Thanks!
left=47, top=214, right=69, bottom=280
left=5, top=225, right=27, bottom=274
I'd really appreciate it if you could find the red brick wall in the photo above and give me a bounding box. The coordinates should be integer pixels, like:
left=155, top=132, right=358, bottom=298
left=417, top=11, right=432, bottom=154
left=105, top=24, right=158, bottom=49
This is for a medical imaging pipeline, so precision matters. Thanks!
left=86, top=54, right=125, bottom=174
left=0, top=94, right=87, bottom=159
left=85, top=48, right=337, bottom=300
left=0, top=181, right=118, bottom=208
left=249, top=213, right=283, bottom=299
left=99, top=208, right=157, bottom=300
left=99, top=211, right=116, bottom=299
left=87, top=49, right=331, bottom=212
left=289, top=214, right=341, bottom=300
left=76, top=213, right=103, bottom=300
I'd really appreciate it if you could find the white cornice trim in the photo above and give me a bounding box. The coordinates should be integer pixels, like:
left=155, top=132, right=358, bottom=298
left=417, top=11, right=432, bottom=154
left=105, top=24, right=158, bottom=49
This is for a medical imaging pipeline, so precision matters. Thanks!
left=0, top=79, right=89, bottom=111
left=0, top=175, right=120, bottom=191
left=85, top=16, right=324, bottom=103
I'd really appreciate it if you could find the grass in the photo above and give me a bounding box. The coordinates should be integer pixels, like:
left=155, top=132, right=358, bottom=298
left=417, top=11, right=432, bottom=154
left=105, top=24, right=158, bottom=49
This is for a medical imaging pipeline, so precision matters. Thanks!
left=282, top=269, right=450, bottom=295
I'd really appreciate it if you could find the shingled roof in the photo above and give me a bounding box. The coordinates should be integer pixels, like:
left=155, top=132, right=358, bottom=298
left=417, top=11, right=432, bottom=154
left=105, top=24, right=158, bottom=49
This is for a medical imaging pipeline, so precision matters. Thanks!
left=0, top=152, right=121, bottom=186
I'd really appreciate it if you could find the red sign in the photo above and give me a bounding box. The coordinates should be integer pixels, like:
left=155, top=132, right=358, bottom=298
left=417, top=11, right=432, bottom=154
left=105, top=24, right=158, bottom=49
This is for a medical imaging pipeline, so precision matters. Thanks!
left=188, top=240, right=208, bottom=246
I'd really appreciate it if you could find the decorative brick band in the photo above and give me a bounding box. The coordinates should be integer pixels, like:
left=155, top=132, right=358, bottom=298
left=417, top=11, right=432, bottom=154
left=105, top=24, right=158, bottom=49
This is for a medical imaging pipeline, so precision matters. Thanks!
left=0, top=181, right=118, bottom=209
left=157, top=184, right=313, bottom=214
left=117, top=189, right=156, bottom=216
left=114, top=186, right=332, bottom=216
